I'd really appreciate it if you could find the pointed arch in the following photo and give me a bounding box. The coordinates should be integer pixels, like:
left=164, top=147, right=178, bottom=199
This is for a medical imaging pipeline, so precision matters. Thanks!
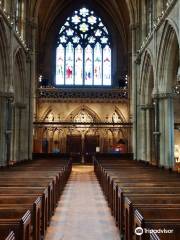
left=66, top=105, right=101, bottom=122
left=114, top=106, right=127, bottom=122
left=41, top=106, right=53, bottom=121
left=140, top=50, right=154, bottom=104
left=0, top=18, right=9, bottom=91
left=14, top=47, right=27, bottom=102
left=157, top=20, right=179, bottom=93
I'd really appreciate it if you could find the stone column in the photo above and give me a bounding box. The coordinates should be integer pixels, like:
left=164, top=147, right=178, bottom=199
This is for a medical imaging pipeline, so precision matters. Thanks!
left=5, top=96, right=13, bottom=165
left=131, top=22, right=140, bottom=160
left=163, top=95, right=174, bottom=168
left=26, top=19, right=38, bottom=160
left=0, top=94, right=14, bottom=166
left=146, top=107, right=151, bottom=163
left=153, top=97, right=160, bottom=165
left=140, top=105, right=147, bottom=161
left=13, top=106, right=20, bottom=162
left=158, top=93, right=174, bottom=168
left=0, top=95, right=6, bottom=166
left=19, top=106, right=28, bottom=160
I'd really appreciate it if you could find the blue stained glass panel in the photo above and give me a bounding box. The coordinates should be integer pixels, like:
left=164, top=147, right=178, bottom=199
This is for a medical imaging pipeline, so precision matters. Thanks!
left=103, top=45, right=111, bottom=85
left=56, top=44, right=64, bottom=84
left=75, top=45, right=83, bottom=85
left=65, top=42, right=74, bottom=84
left=94, top=43, right=102, bottom=85
left=85, top=45, right=93, bottom=85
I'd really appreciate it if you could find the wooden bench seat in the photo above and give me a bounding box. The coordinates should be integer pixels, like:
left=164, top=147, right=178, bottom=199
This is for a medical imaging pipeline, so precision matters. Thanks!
left=149, top=231, right=179, bottom=240
left=110, top=177, right=180, bottom=219
left=0, top=173, right=62, bottom=205
left=0, top=230, right=15, bottom=240
left=0, top=187, right=48, bottom=237
left=0, top=209, right=31, bottom=240
left=0, top=157, right=72, bottom=240
left=124, top=196, right=180, bottom=240
left=117, top=186, right=180, bottom=234
left=113, top=180, right=180, bottom=224
left=134, top=208, right=180, bottom=240
left=0, top=196, right=41, bottom=240
left=0, top=179, right=55, bottom=219
left=94, top=158, right=180, bottom=240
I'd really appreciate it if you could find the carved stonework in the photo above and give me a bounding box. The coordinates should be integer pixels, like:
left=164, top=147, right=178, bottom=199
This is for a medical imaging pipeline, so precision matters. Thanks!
left=140, top=104, right=154, bottom=110
left=37, top=88, right=128, bottom=103
left=152, top=92, right=174, bottom=99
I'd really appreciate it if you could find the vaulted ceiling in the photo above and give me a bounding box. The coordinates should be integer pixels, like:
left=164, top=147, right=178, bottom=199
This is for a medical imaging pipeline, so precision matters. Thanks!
left=35, top=0, right=134, bottom=46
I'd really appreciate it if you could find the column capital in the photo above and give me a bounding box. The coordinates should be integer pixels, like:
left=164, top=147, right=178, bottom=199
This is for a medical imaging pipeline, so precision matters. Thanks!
left=152, top=92, right=174, bottom=99
left=14, top=102, right=27, bottom=109
left=139, top=104, right=153, bottom=110
left=0, top=91, right=14, bottom=100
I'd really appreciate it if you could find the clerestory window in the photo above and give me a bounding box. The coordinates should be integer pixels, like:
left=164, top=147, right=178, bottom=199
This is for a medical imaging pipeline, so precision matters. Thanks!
left=56, top=7, right=112, bottom=86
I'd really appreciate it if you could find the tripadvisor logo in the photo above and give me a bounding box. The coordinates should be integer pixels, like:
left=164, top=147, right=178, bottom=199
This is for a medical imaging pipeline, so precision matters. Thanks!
left=135, top=227, right=143, bottom=236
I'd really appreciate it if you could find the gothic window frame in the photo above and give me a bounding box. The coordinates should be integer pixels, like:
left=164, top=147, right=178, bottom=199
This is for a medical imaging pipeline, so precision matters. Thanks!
left=55, top=7, right=112, bottom=87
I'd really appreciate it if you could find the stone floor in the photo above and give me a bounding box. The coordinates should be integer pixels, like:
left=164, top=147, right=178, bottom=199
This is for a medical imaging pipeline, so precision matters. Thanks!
left=45, top=165, right=120, bottom=240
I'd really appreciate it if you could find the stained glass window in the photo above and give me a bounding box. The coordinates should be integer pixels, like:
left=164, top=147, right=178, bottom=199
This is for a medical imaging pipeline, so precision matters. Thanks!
left=94, top=43, right=102, bottom=85
left=85, top=45, right=93, bottom=85
left=56, top=44, right=65, bottom=84
left=103, top=45, right=111, bottom=85
left=75, top=45, right=83, bottom=85
left=56, top=7, right=112, bottom=86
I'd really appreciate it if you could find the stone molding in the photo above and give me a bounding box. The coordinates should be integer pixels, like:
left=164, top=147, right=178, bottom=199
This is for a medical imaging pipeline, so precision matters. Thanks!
left=140, top=104, right=154, bottom=110
left=37, top=88, right=128, bottom=103
left=0, top=91, right=14, bottom=99
left=152, top=92, right=174, bottom=99
left=14, top=102, right=27, bottom=109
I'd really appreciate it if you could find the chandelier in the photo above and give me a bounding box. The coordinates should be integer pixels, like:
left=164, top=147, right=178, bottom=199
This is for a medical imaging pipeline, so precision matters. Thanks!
left=172, top=67, right=180, bottom=95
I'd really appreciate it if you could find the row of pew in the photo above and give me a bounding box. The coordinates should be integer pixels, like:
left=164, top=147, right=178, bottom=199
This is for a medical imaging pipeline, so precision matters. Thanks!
left=0, top=157, right=72, bottom=240
left=94, top=157, right=180, bottom=240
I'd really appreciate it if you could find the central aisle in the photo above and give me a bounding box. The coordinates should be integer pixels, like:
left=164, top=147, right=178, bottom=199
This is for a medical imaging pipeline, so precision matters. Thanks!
left=45, top=165, right=120, bottom=240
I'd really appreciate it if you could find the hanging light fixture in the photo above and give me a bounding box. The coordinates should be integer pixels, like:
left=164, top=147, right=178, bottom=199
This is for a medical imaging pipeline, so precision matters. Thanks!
left=172, top=67, right=180, bottom=95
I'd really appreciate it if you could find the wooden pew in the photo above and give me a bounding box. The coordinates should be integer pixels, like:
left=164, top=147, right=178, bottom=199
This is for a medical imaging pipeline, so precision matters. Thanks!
left=111, top=177, right=180, bottom=221
left=0, top=173, right=60, bottom=207
left=0, top=196, right=41, bottom=240
left=94, top=158, right=180, bottom=240
left=117, top=186, right=180, bottom=234
left=0, top=230, right=15, bottom=240
left=124, top=195, right=180, bottom=240
left=0, top=157, right=72, bottom=239
left=0, top=209, right=31, bottom=240
left=113, top=180, right=180, bottom=225
left=134, top=208, right=180, bottom=240
left=0, top=178, right=54, bottom=219
left=150, top=231, right=179, bottom=240
left=0, top=187, right=48, bottom=237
